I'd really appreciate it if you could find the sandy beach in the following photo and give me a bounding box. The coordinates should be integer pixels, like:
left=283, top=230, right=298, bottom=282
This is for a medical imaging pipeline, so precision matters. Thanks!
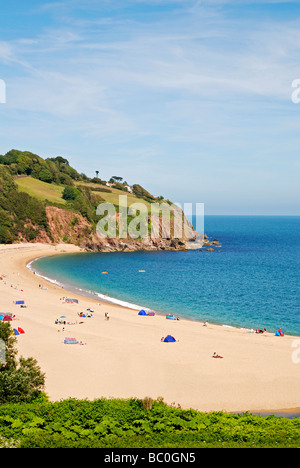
left=0, top=242, right=299, bottom=414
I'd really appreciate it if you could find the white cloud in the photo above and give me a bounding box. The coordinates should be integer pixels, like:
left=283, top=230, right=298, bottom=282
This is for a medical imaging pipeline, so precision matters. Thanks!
left=0, top=41, right=16, bottom=62
left=1, top=0, right=299, bottom=213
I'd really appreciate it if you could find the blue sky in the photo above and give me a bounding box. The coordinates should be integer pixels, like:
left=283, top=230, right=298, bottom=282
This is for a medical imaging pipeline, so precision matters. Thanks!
left=0, top=0, right=299, bottom=214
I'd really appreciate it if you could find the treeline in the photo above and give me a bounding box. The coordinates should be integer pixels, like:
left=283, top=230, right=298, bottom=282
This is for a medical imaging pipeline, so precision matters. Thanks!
left=0, top=150, right=81, bottom=186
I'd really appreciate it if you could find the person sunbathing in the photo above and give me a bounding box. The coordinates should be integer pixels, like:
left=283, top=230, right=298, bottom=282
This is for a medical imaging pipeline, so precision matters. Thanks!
left=212, top=352, right=223, bottom=358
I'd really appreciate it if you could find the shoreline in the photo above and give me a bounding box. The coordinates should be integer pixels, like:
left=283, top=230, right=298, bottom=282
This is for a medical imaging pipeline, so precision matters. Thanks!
left=1, top=242, right=299, bottom=414
left=28, top=256, right=153, bottom=314
left=29, top=249, right=299, bottom=338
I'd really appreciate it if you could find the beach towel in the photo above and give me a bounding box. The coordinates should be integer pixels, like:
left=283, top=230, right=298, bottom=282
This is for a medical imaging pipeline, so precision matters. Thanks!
left=64, top=338, right=78, bottom=344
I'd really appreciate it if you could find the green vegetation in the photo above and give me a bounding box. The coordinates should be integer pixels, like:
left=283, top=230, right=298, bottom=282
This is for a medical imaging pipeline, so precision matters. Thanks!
left=0, top=150, right=81, bottom=185
left=0, top=321, right=46, bottom=406
left=132, top=183, right=156, bottom=203
left=0, top=166, right=50, bottom=243
left=15, top=176, right=66, bottom=205
left=93, top=186, right=152, bottom=209
left=0, top=397, right=299, bottom=448
left=62, top=185, right=81, bottom=201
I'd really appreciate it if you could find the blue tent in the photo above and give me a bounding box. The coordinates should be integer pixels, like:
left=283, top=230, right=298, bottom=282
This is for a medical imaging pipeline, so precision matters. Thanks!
left=138, top=310, right=147, bottom=316
left=163, top=335, right=176, bottom=342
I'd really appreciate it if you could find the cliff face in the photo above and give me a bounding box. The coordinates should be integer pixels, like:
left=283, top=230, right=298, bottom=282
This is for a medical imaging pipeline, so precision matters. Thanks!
left=0, top=150, right=212, bottom=250
left=32, top=206, right=203, bottom=252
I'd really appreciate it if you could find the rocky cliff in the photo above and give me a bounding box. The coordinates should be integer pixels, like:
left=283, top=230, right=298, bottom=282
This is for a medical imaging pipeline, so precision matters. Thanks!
left=32, top=206, right=205, bottom=252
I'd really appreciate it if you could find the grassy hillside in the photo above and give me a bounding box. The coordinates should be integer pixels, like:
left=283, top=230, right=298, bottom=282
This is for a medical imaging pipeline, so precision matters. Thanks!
left=15, top=177, right=66, bottom=205
left=75, top=181, right=153, bottom=209
left=14, top=177, right=159, bottom=211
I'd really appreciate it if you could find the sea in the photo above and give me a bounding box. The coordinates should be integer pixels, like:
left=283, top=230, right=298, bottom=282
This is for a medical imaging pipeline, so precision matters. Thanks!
left=30, top=215, right=300, bottom=336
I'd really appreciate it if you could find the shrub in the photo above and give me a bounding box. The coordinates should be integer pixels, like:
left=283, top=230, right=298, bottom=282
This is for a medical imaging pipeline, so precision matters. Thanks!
left=62, top=186, right=81, bottom=201
left=0, top=322, right=46, bottom=404
left=0, top=398, right=299, bottom=448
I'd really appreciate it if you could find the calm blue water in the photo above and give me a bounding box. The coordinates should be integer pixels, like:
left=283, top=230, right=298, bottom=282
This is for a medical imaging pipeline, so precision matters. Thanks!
left=31, top=216, right=300, bottom=336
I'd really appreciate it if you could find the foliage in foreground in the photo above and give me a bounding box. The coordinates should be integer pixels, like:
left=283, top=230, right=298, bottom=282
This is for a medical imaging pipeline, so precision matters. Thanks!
left=0, top=397, right=299, bottom=448
left=0, top=321, right=46, bottom=405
